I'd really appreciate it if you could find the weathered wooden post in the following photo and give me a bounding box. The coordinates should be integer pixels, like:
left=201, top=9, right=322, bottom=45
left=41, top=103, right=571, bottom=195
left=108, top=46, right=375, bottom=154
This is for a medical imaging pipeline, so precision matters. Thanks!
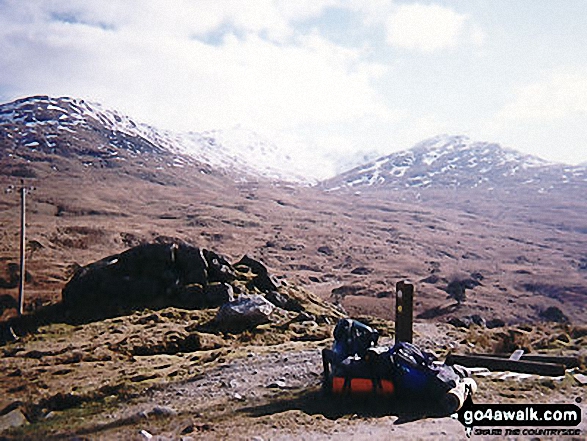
left=18, top=180, right=26, bottom=316
left=395, top=281, right=414, bottom=343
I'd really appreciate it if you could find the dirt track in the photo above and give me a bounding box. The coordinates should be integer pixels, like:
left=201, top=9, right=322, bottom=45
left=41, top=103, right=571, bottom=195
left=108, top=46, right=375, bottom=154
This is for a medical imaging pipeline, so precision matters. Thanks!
left=60, top=340, right=469, bottom=440
left=71, top=339, right=587, bottom=441
left=1, top=305, right=585, bottom=440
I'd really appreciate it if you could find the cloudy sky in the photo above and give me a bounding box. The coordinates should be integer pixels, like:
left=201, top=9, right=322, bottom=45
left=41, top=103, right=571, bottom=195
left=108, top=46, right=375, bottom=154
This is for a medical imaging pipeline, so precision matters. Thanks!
left=1, top=0, right=586, bottom=177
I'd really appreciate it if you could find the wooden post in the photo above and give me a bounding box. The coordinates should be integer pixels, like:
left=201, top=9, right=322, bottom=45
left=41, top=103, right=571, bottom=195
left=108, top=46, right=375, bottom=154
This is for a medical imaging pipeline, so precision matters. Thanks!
left=18, top=181, right=26, bottom=316
left=395, top=281, right=413, bottom=343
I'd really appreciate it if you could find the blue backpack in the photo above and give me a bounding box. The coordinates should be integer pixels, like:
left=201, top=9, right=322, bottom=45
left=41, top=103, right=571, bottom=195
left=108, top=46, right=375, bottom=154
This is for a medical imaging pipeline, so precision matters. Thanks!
left=390, top=342, right=461, bottom=396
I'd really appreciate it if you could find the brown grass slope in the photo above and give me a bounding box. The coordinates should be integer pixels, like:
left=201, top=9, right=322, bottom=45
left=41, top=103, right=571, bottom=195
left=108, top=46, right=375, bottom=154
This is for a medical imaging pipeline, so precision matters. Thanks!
left=0, top=96, right=585, bottom=326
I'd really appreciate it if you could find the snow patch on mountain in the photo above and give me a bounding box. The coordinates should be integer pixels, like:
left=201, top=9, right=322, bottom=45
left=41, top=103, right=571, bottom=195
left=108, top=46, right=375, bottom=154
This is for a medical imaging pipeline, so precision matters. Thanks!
left=323, top=134, right=587, bottom=193
left=0, top=96, right=313, bottom=183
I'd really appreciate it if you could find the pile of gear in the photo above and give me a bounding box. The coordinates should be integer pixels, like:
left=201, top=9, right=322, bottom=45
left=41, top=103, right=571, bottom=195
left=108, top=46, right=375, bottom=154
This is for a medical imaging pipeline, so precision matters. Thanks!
left=322, top=318, right=477, bottom=413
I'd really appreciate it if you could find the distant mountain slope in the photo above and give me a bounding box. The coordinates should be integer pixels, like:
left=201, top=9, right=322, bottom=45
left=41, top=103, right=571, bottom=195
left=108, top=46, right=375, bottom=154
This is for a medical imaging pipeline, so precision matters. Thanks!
left=0, top=95, right=310, bottom=183
left=322, top=135, right=587, bottom=195
left=1, top=97, right=586, bottom=327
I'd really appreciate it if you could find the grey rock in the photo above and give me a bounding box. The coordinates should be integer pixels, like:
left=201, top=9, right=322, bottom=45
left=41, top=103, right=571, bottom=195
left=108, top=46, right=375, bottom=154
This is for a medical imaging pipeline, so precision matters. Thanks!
left=215, top=295, right=275, bottom=333
left=486, top=318, right=506, bottom=329
left=203, top=250, right=236, bottom=283
left=235, top=255, right=268, bottom=275
left=265, top=291, right=289, bottom=308
left=0, top=409, right=28, bottom=432
left=150, top=405, right=177, bottom=417
left=204, top=283, right=234, bottom=307
left=267, top=380, right=287, bottom=389
left=139, top=429, right=153, bottom=440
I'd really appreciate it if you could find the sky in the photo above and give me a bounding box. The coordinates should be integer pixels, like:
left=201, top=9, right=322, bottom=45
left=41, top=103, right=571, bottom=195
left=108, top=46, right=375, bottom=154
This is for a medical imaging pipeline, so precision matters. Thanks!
left=1, top=0, right=586, bottom=178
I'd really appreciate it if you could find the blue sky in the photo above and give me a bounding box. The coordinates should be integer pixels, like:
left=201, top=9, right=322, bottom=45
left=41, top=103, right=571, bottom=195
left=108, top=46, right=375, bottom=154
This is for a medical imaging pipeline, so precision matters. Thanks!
left=1, top=0, right=586, bottom=177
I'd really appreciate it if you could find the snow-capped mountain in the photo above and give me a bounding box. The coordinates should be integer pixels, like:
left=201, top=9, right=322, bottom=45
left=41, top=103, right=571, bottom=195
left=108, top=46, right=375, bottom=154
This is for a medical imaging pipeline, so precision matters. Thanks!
left=173, top=127, right=311, bottom=183
left=0, top=96, right=310, bottom=183
left=3, top=97, right=586, bottom=194
left=323, top=135, right=587, bottom=194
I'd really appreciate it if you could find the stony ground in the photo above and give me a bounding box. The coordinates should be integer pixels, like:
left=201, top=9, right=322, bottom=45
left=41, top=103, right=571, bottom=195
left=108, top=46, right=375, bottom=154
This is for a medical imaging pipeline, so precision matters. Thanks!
left=1, top=309, right=585, bottom=440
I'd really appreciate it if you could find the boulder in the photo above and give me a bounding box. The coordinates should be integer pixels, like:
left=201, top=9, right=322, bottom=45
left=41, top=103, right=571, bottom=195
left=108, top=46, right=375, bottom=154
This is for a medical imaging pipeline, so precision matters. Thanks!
left=61, top=244, right=291, bottom=322
left=447, top=317, right=468, bottom=328
left=250, top=273, right=280, bottom=293
left=215, top=295, right=275, bottom=333
left=116, top=243, right=176, bottom=278
left=265, top=291, right=303, bottom=312
left=0, top=408, right=28, bottom=432
left=264, top=291, right=289, bottom=309
left=539, top=306, right=569, bottom=323
left=236, top=255, right=280, bottom=293
left=235, top=255, right=268, bottom=275
left=204, top=283, right=234, bottom=307
left=469, top=314, right=486, bottom=327
left=177, top=284, right=206, bottom=308
left=62, top=243, right=212, bottom=320
left=448, top=315, right=486, bottom=328
left=203, top=250, right=236, bottom=283
left=175, top=245, right=208, bottom=286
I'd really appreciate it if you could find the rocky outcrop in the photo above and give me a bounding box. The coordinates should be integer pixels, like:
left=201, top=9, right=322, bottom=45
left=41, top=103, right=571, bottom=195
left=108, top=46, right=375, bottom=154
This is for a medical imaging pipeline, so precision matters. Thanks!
left=445, top=274, right=483, bottom=303
left=235, top=255, right=281, bottom=292
left=539, top=306, right=569, bottom=323
left=62, top=243, right=283, bottom=322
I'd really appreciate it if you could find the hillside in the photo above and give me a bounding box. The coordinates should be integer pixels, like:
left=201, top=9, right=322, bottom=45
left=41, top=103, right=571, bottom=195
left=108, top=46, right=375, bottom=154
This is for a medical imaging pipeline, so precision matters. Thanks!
left=0, top=96, right=586, bottom=439
left=323, top=135, right=587, bottom=195
left=0, top=96, right=586, bottom=326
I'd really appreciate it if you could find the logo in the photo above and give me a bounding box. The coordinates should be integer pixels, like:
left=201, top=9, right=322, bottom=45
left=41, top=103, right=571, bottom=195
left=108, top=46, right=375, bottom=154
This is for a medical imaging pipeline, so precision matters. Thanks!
left=456, top=394, right=582, bottom=438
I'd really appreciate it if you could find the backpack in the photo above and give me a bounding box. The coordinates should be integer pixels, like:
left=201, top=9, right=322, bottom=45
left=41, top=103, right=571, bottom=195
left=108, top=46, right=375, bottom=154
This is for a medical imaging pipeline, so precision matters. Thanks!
left=331, top=318, right=379, bottom=362
left=390, top=342, right=461, bottom=396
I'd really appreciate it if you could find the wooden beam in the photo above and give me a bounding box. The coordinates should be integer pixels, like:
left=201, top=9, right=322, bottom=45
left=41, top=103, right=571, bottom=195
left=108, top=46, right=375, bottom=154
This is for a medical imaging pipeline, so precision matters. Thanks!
left=477, top=353, right=580, bottom=369
left=446, top=354, right=566, bottom=377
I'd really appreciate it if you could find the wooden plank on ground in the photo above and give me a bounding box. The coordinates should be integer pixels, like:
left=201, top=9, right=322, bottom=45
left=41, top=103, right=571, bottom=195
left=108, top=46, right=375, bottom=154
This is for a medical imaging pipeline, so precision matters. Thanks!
left=445, top=354, right=566, bottom=377
left=477, top=353, right=581, bottom=369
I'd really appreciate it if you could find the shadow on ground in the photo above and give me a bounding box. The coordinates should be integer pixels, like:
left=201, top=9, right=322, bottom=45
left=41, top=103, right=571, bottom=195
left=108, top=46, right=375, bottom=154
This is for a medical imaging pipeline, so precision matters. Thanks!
left=240, top=388, right=452, bottom=425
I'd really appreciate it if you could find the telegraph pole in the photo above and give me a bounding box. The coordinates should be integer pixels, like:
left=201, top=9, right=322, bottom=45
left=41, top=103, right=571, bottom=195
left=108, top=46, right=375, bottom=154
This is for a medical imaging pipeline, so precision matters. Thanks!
left=6, top=179, right=32, bottom=316
left=18, top=180, right=26, bottom=316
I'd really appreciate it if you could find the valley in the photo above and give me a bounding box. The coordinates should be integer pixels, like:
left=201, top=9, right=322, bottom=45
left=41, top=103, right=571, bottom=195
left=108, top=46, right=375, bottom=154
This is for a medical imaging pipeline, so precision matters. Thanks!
left=0, top=96, right=586, bottom=439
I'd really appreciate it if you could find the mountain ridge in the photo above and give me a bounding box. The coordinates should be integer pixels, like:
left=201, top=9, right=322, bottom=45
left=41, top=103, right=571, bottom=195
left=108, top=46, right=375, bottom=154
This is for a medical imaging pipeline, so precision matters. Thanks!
left=322, top=134, right=587, bottom=195
left=1, top=95, right=586, bottom=327
left=0, top=95, right=311, bottom=184
left=4, top=96, right=586, bottom=190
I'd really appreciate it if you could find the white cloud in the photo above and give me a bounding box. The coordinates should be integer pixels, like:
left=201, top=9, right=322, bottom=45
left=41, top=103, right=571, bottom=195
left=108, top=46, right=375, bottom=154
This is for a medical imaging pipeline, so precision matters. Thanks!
left=470, top=24, right=487, bottom=47
left=349, top=0, right=395, bottom=26
left=483, top=67, right=587, bottom=165
left=495, top=68, right=587, bottom=122
left=276, top=0, right=341, bottom=22
left=385, top=4, right=471, bottom=52
left=0, top=1, right=392, bottom=136
left=3, top=0, right=584, bottom=173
